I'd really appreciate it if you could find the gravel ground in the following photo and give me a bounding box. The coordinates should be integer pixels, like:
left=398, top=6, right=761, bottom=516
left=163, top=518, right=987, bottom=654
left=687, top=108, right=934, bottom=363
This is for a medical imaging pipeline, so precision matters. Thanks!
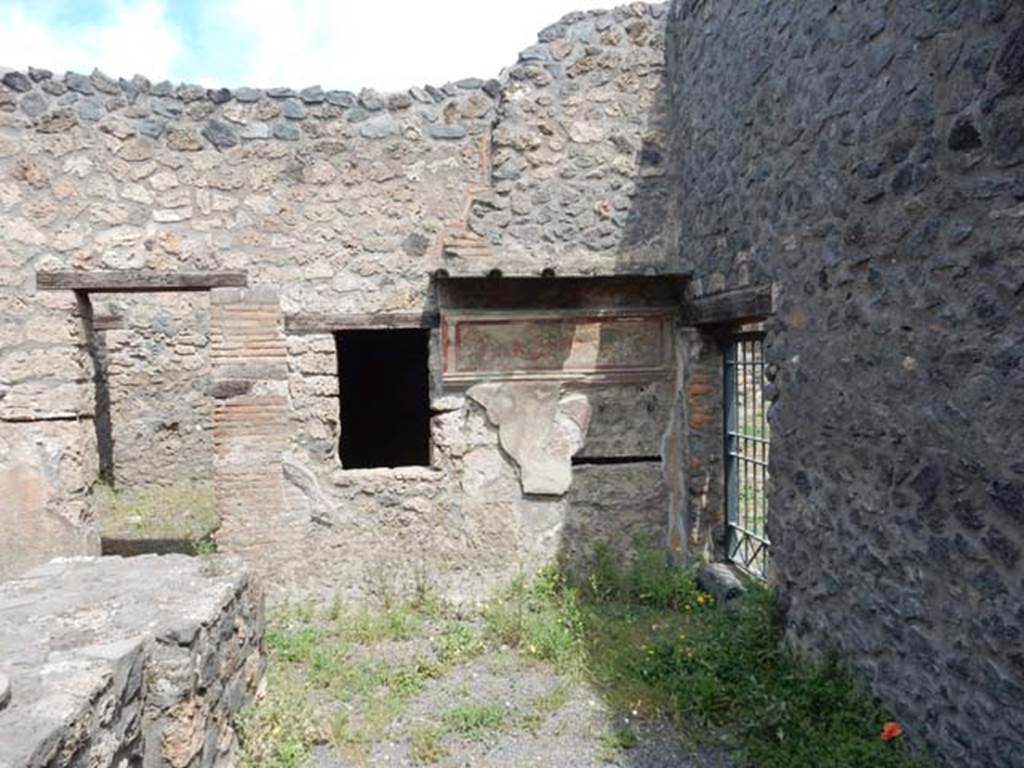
left=304, top=643, right=732, bottom=768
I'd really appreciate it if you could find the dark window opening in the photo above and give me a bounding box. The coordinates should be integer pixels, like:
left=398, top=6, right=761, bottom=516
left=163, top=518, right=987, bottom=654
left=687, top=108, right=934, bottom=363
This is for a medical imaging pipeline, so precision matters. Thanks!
left=571, top=455, right=661, bottom=466
left=336, top=329, right=431, bottom=469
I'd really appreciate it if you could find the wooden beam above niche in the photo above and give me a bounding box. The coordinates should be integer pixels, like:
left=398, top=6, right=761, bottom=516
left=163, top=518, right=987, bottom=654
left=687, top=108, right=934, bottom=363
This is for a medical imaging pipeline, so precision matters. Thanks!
left=284, top=311, right=440, bottom=333
left=682, top=284, right=773, bottom=327
left=436, top=274, right=691, bottom=311
left=36, top=270, right=248, bottom=293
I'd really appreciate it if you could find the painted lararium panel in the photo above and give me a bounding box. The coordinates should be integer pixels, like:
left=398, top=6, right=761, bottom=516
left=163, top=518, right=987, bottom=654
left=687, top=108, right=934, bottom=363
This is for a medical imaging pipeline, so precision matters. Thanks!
left=442, top=314, right=673, bottom=385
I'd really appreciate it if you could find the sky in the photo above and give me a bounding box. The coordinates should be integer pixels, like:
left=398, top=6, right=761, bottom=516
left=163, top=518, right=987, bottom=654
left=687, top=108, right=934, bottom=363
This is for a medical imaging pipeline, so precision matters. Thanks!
left=0, top=0, right=623, bottom=91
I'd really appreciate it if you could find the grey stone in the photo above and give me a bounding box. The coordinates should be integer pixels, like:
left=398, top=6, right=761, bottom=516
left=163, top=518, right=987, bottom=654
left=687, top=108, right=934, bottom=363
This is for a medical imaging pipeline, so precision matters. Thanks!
left=207, top=87, right=232, bottom=104
left=483, top=79, right=502, bottom=99
left=76, top=98, right=105, bottom=121
left=358, top=112, right=397, bottom=138
left=177, top=83, right=206, bottom=101
left=152, top=97, right=183, bottom=118
left=325, top=90, right=354, bottom=108
left=429, top=125, right=467, bottom=140
left=0, top=673, right=8, bottom=711
left=90, top=69, right=119, bottom=94
left=387, top=92, right=413, bottom=110
left=299, top=85, right=324, bottom=103
left=27, top=67, right=52, bottom=82
left=401, top=232, right=430, bottom=257
left=358, top=88, right=385, bottom=111
left=118, top=78, right=141, bottom=102
left=202, top=119, right=239, bottom=148
left=150, top=80, right=174, bottom=96
left=345, top=106, right=371, bottom=123
left=519, top=46, right=552, bottom=63
left=409, top=86, right=432, bottom=103
left=538, top=21, right=567, bottom=42
left=64, top=71, right=94, bottom=94
left=40, top=79, right=66, bottom=95
left=456, top=77, right=486, bottom=89
left=995, top=24, right=1024, bottom=83
left=133, top=118, right=166, bottom=138
left=697, top=563, right=746, bottom=604
left=19, top=92, right=47, bottom=118
left=272, top=122, right=300, bottom=141
left=1, top=71, right=31, bottom=93
left=211, top=380, right=253, bottom=399
left=234, top=87, right=263, bottom=102
left=267, top=87, right=295, bottom=98
left=949, top=116, right=983, bottom=151
left=281, top=98, right=306, bottom=119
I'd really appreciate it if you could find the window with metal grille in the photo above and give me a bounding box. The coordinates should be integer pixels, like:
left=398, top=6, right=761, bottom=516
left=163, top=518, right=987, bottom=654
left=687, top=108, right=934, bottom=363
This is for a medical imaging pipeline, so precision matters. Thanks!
left=724, top=333, right=770, bottom=577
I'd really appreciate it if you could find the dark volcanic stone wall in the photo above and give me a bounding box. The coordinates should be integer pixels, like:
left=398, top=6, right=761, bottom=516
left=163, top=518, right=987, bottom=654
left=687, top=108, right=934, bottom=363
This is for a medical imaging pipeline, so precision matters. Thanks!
left=666, top=2, right=1024, bottom=766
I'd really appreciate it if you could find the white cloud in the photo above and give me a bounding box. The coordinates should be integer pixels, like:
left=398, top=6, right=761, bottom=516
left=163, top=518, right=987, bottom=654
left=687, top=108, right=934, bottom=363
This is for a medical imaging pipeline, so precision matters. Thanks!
left=0, top=0, right=183, bottom=80
left=198, top=0, right=625, bottom=91
left=0, top=0, right=628, bottom=90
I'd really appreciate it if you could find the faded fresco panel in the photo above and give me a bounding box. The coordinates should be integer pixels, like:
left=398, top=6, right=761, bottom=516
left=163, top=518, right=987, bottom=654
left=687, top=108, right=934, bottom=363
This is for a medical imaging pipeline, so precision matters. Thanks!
left=445, top=316, right=670, bottom=381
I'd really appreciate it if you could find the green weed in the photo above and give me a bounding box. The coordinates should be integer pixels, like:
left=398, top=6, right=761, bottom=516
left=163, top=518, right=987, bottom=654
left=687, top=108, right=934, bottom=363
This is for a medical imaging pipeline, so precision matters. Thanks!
left=443, top=703, right=509, bottom=740
left=483, top=568, right=586, bottom=675
left=575, top=547, right=931, bottom=768
left=596, top=725, right=640, bottom=761
left=409, top=725, right=449, bottom=764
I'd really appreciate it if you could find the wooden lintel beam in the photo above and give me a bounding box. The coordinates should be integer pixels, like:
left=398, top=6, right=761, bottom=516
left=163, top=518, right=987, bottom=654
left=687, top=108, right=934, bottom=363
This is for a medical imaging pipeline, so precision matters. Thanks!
left=91, top=314, right=125, bottom=331
left=683, top=284, right=773, bottom=326
left=36, top=270, right=247, bottom=293
left=284, top=311, right=440, bottom=334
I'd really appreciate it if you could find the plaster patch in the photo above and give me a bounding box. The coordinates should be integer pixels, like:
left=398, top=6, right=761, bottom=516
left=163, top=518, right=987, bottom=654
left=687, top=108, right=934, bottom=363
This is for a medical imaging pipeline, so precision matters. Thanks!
left=467, top=382, right=590, bottom=496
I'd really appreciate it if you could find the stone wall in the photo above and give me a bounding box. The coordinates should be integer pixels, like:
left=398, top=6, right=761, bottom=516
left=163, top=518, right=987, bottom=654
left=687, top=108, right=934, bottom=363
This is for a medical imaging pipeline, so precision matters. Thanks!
left=666, top=2, right=1024, bottom=766
left=95, top=292, right=212, bottom=489
left=463, top=3, right=672, bottom=274
left=0, top=554, right=264, bottom=768
left=0, top=4, right=689, bottom=595
left=0, top=281, right=98, bottom=576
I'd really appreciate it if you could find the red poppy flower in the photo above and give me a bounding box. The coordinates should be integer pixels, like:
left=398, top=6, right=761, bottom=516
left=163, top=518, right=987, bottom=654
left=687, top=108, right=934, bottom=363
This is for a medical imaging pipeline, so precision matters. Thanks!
left=880, top=721, right=903, bottom=741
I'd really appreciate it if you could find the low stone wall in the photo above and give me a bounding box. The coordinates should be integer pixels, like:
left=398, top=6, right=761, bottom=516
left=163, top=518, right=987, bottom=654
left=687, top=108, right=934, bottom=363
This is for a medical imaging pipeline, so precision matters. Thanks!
left=0, top=555, right=264, bottom=768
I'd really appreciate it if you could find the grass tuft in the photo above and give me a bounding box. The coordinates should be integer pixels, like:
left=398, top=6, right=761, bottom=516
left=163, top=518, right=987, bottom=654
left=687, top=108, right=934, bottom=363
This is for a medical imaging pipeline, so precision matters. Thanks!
left=483, top=568, right=586, bottom=675
left=443, top=702, right=510, bottom=740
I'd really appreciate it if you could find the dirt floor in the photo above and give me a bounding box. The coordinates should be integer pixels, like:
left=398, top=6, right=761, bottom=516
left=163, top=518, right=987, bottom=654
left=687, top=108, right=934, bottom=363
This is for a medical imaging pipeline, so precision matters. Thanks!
left=305, top=646, right=728, bottom=768
left=240, top=603, right=732, bottom=768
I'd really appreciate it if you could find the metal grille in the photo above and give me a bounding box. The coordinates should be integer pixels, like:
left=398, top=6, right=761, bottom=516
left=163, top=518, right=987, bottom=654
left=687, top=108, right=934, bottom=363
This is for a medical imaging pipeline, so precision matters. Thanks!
left=724, top=333, right=770, bottom=577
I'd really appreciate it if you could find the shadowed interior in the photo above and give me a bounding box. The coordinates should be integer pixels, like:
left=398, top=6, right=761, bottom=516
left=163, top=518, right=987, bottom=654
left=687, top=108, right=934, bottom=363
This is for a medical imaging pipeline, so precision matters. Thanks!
left=336, top=329, right=431, bottom=469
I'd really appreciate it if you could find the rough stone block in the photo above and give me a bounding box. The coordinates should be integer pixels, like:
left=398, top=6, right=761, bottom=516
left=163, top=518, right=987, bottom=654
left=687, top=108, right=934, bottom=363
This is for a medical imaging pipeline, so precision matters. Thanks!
left=697, top=562, right=746, bottom=604
left=0, top=555, right=264, bottom=768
